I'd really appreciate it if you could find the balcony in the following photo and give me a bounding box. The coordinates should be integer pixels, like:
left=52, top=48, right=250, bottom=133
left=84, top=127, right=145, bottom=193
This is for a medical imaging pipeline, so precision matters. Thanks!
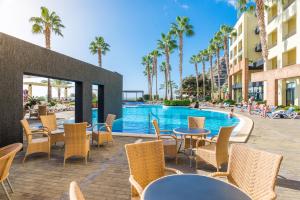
left=249, top=59, right=264, bottom=70
left=255, top=26, right=260, bottom=35
left=255, top=43, right=262, bottom=52
left=282, top=29, right=296, bottom=40
left=283, top=0, right=295, bottom=10
left=268, top=42, right=277, bottom=49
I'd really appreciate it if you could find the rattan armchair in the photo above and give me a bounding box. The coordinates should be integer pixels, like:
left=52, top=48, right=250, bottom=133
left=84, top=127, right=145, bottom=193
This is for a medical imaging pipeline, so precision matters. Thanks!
left=184, top=116, right=206, bottom=149
left=69, top=181, right=85, bottom=200
left=125, top=140, right=182, bottom=200
left=0, top=143, right=22, bottom=200
left=211, top=144, right=283, bottom=200
left=152, top=119, right=178, bottom=163
left=40, top=114, right=64, bottom=146
left=64, top=123, right=90, bottom=166
left=92, top=114, right=116, bottom=147
left=21, top=119, right=51, bottom=163
left=194, top=126, right=235, bottom=171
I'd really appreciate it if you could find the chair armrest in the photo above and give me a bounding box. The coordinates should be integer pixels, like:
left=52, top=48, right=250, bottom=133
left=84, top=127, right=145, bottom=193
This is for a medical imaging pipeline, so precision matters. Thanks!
left=129, top=175, right=143, bottom=196
left=195, top=138, right=215, bottom=148
left=28, top=131, right=50, bottom=138
left=92, top=123, right=106, bottom=132
left=210, top=172, right=229, bottom=177
left=164, top=167, right=183, bottom=174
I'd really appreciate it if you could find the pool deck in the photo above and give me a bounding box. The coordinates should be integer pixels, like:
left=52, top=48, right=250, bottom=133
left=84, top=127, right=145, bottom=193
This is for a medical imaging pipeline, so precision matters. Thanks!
left=3, top=109, right=300, bottom=199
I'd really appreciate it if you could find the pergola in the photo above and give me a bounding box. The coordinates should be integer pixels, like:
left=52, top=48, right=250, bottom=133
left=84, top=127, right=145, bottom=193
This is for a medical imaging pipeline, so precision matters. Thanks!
left=122, top=90, right=144, bottom=101
left=23, top=81, right=73, bottom=99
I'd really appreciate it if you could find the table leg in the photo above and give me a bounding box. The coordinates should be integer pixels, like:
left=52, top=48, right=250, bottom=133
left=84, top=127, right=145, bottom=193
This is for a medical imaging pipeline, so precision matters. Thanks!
left=177, top=135, right=183, bottom=153
left=190, top=136, right=193, bottom=168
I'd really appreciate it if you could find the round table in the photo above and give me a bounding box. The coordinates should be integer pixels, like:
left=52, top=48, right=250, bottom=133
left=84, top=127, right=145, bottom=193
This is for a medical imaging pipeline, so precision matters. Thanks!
left=173, top=128, right=210, bottom=167
left=142, top=174, right=251, bottom=200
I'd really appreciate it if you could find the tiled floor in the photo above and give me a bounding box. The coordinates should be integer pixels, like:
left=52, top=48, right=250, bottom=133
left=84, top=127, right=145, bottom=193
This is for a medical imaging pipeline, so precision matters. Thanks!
left=2, top=110, right=300, bottom=200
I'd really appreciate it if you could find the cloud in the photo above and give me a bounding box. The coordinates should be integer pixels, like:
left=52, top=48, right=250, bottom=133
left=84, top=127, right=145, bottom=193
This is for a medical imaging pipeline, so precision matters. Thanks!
left=216, top=0, right=237, bottom=7
left=173, top=0, right=189, bottom=10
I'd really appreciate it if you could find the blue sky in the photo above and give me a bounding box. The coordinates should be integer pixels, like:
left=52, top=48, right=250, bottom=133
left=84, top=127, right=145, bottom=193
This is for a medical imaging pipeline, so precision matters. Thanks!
left=0, top=0, right=237, bottom=96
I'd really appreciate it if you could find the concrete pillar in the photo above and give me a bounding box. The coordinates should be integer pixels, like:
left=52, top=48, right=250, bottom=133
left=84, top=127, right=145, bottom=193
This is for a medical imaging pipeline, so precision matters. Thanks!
left=242, top=59, right=249, bottom=101
left=278, top=79, right=286, bottom=106
left=267, top=79, right=278, bottom=106
left=263, top=81, right=268, bottom=101
left=294, top=78, right=300, bottom=106
left=64, top=87, right=68, bottom=99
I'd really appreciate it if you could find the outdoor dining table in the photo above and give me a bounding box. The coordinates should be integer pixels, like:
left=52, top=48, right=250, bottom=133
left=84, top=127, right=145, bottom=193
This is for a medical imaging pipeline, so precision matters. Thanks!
left=173, top=127, right=210, bottom=167
left=141, top=174, right=251, bottom=200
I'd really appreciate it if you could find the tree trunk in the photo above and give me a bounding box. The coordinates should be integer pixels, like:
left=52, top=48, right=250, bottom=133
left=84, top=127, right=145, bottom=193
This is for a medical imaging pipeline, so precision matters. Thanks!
left=255, top=0, right=268, bottom=71
left=209, top=55, right=214, bottom=100
left=147, top=64, right=152, bottom=101
left=45, top=27, right=52, bottom=102
left=58, top=88, right=61, bottom=100
left=179, top=34, right=183, bottom=99
left=195, top=63, right=199, bottom=100
left=98, top=48, right=102, bottom=67
left=169, top=69, right=173, bottom=100
left=202, top=61, right=206, bottom=99
left=224, top=36, right=231, bottom=99
left=216, top=49, right=221, bottom=100
left=154, top=57, right=158, bottom=100
left=165, top=46, right=171, bottom=100
left=164, top=70, right=168, bottom=100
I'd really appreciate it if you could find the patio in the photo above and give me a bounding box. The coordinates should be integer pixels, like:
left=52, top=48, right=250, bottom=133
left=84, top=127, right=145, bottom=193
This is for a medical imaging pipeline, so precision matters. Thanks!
left=1, top=110, right=299, bottom=200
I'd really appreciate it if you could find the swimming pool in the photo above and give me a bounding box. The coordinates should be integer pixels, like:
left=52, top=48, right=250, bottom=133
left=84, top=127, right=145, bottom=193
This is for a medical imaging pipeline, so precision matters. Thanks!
left=92, top=105, right=239, bottom=136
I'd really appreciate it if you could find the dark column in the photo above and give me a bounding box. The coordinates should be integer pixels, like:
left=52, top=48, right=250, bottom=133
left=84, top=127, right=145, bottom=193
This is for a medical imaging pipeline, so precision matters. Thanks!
left=82, top=81, right=92, bottom=124
left=75, top=81, right=83, bottom=122
left=98, top=85, right=104, bottom=123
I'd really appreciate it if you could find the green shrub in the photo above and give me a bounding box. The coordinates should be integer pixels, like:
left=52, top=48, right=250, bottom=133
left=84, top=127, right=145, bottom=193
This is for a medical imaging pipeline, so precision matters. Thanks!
left=48, top=100, right=56, bottom=107
left=137, top=97, right=144, bottom=102
left=163, top=99, right=190, bottom=106
left=223, top=99, right=236, bottom=105
left=143, top=94, right=150, bottom=101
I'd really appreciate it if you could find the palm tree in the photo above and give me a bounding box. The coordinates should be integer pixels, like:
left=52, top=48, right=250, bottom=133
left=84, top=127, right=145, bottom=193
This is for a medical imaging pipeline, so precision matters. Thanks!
left=199, top=49, right=209, bottom=99
left=157, top=33, right=177, bottom=100
left=150, top=50, right=162, bottom=101
left=51, top=80, right=71, bottom=100
left=170, top=16, right=194, bottom=98
left=189, top=55, right=201, bottom=100
left=159, top=62, right=170, bottom=100
left=211, top=32, right=223, bottom=100
left=89, top=36, right=110, bottom=67
left=236, top=0, right=268, bottom=70
left=29, top=6, right=65, bottom=102
left=142, top=54, right=153, bottom=101
left=207, top=43, right=216, bottom=100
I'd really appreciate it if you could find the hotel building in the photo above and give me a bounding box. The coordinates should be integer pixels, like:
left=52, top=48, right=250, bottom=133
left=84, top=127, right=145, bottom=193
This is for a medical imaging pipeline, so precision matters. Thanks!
left=252, top=0, right=300, bottom=106
left=228, top=13, right=264, bottom=103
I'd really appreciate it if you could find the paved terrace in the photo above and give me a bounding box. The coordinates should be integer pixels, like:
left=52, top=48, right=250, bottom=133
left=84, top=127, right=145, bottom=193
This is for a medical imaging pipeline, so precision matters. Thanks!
left=2, top=111, right=300, bottom=200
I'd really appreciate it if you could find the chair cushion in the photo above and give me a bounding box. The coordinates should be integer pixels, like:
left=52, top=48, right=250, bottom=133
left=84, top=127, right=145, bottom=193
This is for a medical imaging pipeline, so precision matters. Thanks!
left=32, top=137, right=49, bottom=143
left=162, top=139, right=176, bottom=146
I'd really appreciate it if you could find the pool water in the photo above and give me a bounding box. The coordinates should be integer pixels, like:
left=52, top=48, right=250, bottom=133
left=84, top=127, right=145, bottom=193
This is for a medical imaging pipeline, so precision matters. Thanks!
left=92, top=105, right=239, bottom=136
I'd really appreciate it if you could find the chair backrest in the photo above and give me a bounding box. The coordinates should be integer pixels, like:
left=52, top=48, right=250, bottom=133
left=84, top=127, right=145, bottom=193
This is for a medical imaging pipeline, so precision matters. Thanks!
left=40, top=114, right=57, bottom=132
left=215, top=126, right=235, bottom=161
left=69, top=181, right=85, bottom=200
left=38, top=105, right=47, bottom=116
left=106, top=114, right=116, bottom=126
left=0, top=143, right=22, bottom=181
left=152, top=119, right=161, bottom=140
left=20, top=119, right=33, bottom=143
left=188, top=116, right=205, bottom=129
left=64, top=123, right=88, bottom=153
left=227, top=144, right=283, bottom=200
left=125, top=140, right=165, bottom=196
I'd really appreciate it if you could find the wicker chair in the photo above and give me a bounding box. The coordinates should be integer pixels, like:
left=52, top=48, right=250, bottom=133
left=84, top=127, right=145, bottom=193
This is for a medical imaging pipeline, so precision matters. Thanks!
left=0, top=143, right=22, bottom=200
left=69, top=181, right=85, bottom=200
left=40, top=114, right=64, bottom=146
left=92, top=114, right=116, bottom=147
left=21, top=119, right=51, bottom=163
left=194, top=126, right=235, bottom=171
left=152, top=119, right=178, bottom=163
left=184, top=116, right=205, bottom=149
left=125, top=140, right=183, bottom=200
left=211, top=144, right=283, bottom=200
left=64, top=123, right=90, bottom=166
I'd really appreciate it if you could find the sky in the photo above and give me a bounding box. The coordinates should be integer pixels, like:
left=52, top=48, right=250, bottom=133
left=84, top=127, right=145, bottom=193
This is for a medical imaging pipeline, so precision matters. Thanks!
left=0, top=0, right=238, bottom=97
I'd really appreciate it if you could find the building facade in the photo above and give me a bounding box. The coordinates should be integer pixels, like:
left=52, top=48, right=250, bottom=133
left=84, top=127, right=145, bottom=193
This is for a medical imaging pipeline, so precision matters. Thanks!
left=252, top=0, right=300, bottom=106
left=228, top=12, right=264, bottom=103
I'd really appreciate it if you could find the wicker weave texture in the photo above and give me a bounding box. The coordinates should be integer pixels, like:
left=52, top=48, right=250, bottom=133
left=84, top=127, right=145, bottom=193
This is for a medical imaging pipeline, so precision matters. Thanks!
left=40, top=114, right=65, bottom=145
left=185, top=117, right=206, bottom=148
left=226, top=144, right=283, bottom=200
left=125, top=140, right=166, bottom=198
left=69, top=181, right=85, bottom=200
left=195, top=126, right=234, bottom=171
left=92, top=114, right=116, bottom=146
left=64, top=123, right=90, bottom=165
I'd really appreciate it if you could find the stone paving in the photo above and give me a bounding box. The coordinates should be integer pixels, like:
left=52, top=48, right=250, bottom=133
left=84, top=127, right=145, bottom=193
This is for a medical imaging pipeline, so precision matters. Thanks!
left=1, top=110, right=300, bottom=200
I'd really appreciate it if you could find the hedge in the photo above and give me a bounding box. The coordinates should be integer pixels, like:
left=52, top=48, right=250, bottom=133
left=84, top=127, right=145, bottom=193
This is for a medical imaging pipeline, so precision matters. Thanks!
left=163, top=100, right=190, bottom=106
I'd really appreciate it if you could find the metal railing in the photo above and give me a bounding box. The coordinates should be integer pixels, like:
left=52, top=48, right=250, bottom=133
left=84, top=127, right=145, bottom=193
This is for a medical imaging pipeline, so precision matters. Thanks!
left=283, top=0, right=295, bottom=10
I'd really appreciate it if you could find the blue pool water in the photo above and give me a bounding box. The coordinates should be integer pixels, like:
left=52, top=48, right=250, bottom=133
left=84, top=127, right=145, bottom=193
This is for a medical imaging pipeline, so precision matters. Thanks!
left=92, top=105, right=239, bottom=136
